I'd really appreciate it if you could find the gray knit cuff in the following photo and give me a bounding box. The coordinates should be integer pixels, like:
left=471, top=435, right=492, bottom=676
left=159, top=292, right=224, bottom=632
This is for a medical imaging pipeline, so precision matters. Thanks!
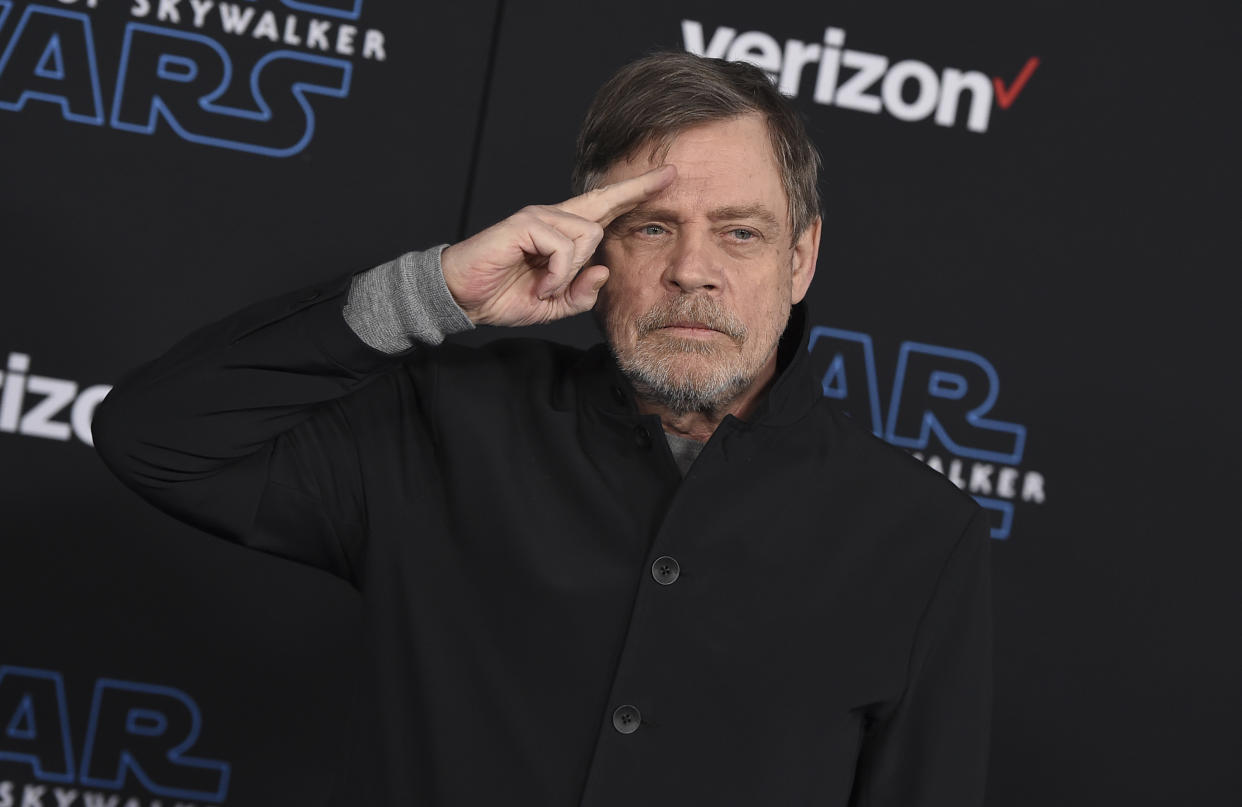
left=342, top=245, right=475, bottom=354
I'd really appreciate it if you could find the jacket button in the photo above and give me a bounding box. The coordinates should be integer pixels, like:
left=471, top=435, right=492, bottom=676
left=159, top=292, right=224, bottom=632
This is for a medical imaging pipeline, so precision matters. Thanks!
left=612, top=704, right=641, bottom=734
left=633, top=426, right=652, bottom=450
left=652, top=556, right=680, bottom=585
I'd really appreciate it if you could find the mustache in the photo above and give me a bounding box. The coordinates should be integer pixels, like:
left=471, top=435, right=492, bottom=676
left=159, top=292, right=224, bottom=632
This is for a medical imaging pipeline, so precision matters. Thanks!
left=634, top=295, right=746, bottom=343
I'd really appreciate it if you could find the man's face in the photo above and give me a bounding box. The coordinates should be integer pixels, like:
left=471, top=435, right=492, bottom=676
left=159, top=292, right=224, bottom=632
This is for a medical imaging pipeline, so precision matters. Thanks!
left=594, top=113, right=819, bottom=416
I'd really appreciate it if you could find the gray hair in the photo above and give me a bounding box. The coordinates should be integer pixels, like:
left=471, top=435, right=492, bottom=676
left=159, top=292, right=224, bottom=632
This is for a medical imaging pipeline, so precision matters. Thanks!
left=572, top=51, right=823, bottom=242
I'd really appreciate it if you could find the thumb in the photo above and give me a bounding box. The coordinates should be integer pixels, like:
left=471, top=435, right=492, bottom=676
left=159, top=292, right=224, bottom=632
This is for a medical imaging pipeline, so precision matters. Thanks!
left=563, top=265, right=610, bottom=314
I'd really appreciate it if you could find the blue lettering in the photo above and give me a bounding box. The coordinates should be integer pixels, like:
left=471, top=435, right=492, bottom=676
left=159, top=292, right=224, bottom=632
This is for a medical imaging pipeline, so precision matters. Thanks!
left=111, top=23, right=351, bottom=157
left=885, top=341, right=1025, bottom=464
left=0, top=3, right=104, bottom=125
left=806, top=326, right=883, bottom=435
left=0, top=666, right=76, bottom=783
left=973, top=496, right=1013, bottom=540
left=277, top=0, right=363, bottom=21
left=80, top=679, right=230, bottom=802
left=33, top=34, right=63, bottom=81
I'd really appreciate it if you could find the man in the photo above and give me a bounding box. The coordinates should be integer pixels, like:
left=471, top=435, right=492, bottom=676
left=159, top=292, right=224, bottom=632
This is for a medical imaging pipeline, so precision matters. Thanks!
left=94, top=52, right=991, bottom=806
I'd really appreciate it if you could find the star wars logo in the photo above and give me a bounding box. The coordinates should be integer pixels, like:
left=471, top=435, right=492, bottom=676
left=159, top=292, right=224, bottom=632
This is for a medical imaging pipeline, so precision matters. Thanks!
left=807, top=326, right=1045, bottom=539
left=0, top=0, right=388, bottom=156
left=683, top=19, right=1038, bottom=133
left=0, top=664, right=229, bottom=806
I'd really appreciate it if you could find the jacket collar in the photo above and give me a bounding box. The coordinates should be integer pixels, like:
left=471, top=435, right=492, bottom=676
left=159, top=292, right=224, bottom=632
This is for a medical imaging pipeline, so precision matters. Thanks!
left=576, top=301, right=819, bottom=429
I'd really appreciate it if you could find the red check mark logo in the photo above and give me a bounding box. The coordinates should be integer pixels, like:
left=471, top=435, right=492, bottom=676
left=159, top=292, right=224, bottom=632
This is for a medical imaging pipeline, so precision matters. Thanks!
left=993, top=57, right=1040, bottom=109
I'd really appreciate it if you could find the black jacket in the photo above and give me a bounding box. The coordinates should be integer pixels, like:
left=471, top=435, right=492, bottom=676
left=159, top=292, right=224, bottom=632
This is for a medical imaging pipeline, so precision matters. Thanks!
left=93, top=267, right=992, bottom=806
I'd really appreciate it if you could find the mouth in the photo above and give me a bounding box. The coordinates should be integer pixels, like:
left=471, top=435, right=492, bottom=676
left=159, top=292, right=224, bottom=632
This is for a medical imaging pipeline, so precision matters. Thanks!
left=630, top=298, right=746, bottom=345
left=655, top=322, right=723, bottom=339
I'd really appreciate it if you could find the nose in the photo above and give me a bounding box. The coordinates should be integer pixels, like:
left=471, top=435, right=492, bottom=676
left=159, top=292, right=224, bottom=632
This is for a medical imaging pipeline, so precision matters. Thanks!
left=662, top=229, right=724, bottom=294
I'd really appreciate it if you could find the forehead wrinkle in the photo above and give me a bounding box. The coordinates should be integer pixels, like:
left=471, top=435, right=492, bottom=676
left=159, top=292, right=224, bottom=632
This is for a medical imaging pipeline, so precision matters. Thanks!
left=615, top=198, right=780, bottom=227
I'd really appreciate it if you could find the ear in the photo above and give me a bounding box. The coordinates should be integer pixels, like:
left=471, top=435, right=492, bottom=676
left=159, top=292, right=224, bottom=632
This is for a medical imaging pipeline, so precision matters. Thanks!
left=789, top=215, right=821, bottom=304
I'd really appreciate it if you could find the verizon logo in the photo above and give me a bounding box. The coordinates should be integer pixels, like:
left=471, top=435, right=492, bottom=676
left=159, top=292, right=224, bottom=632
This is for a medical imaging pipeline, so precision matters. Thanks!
left=0, top=353, right=110, bottom=446
left=682, top=20, right=1039, bottom=133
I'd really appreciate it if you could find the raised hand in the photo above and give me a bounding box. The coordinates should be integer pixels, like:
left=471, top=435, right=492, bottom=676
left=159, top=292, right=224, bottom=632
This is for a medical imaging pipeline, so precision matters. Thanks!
left=440, top=165, right=676, bottom=327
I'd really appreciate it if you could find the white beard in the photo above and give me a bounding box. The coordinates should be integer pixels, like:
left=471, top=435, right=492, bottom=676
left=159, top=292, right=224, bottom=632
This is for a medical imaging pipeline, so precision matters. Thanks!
left=605, top=294, right=788, bottom=416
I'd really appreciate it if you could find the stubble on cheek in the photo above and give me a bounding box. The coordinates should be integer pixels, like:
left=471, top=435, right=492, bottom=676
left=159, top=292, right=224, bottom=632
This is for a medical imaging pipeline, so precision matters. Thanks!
left=601, top=292, right=762, bottom=415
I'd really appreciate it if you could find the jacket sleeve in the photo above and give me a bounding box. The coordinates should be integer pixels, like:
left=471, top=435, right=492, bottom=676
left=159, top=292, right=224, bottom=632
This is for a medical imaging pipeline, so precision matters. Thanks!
left=92, top=267, right=422, bottom=586
left=848, top=507, right=994, bottom=807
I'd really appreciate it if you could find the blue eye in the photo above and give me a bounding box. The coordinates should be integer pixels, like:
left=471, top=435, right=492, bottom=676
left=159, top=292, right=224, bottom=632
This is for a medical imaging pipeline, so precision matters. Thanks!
left=641, top=225, right=666, bottom=236
left=730, top=229, right=755, bottom=240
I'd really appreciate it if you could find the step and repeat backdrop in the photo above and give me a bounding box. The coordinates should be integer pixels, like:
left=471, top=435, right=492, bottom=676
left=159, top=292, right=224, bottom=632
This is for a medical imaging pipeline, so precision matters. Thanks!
left=1, top=0, right=1237, bottom=805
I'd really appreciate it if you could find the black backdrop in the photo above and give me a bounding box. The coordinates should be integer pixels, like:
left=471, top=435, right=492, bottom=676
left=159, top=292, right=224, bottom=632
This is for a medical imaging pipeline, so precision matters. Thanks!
left=2, top=1, right=1238, bottom=804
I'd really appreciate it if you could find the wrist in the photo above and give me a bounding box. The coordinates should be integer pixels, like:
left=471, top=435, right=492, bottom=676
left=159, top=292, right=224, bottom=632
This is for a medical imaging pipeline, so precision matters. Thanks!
left=438, top=243, right=487, bottom=326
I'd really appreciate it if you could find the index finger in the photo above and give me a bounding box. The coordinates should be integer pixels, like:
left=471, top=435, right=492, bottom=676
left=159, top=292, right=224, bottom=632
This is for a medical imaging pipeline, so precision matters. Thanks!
left=557, top=164, right=676, bottom=226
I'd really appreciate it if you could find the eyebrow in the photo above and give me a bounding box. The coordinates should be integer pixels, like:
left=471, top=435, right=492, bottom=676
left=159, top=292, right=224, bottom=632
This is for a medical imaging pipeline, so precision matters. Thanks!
left=612, top=204, right=783, bottom=232
left=708, top=205, right=782, bottom=230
